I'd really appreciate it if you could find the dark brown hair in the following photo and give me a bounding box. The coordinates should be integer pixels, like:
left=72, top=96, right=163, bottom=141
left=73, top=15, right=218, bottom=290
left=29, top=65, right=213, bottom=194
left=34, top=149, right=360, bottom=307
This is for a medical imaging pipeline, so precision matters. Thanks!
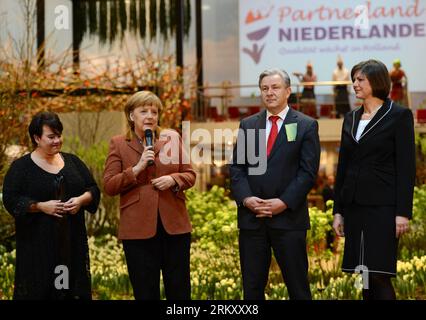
left=28, top=111, right=63, bottom=148
left=351, top=59, right=391, bottom=100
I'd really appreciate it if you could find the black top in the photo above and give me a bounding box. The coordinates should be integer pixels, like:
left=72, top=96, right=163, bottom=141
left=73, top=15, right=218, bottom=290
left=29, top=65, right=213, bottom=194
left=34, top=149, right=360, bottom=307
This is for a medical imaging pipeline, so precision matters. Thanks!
left=2, top=152, right=100, bottom=299
left=333, top=99, right=416, bottom=217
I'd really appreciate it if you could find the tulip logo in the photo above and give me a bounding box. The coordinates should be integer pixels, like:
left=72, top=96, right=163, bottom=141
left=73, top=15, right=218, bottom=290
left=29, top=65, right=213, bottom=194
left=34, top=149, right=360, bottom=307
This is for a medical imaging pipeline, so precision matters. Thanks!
left=242, top=6, right=273, bottom=64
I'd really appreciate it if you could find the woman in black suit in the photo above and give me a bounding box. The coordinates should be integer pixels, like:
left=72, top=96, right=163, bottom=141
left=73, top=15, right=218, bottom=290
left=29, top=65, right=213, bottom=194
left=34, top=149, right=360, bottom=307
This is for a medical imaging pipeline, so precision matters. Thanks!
left=332, top=60, right=416, bottom=300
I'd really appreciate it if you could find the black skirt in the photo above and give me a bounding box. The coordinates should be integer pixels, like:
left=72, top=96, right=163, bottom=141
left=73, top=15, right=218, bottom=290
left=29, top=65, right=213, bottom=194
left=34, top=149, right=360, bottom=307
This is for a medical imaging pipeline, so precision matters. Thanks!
left=342, top=204, right=398, bottom=277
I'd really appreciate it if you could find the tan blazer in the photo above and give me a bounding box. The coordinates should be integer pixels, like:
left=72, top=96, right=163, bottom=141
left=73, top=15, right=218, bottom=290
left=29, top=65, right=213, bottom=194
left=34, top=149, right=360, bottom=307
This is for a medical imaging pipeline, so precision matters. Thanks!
left=103, top=129, right=196, bottom=239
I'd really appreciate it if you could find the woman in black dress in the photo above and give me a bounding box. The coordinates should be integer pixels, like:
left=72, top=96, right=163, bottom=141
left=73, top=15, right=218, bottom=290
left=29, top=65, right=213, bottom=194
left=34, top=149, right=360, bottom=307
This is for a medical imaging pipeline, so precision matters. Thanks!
left=332, top=60, right=416, bottom=300
left=2, top=111, right=100, bottom=299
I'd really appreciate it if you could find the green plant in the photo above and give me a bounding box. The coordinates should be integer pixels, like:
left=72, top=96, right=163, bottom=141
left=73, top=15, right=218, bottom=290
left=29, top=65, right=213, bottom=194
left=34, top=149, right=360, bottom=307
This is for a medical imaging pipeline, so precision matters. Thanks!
left=0, top=193, right=15, bottom=250
left=88, top=235, right=132, bottom=299
left=0, top=246, right=15, bottom=300
left=62, top=137, right=119, bottom=237
left=307, top=206, right=334, bottom=255
left=186, top=186, right=238, bottom=249
left=1, top=187, right=426, bottom=300
left=399, top=185, right=426, bottom=259
left=415, top=133, right=426, bottom=185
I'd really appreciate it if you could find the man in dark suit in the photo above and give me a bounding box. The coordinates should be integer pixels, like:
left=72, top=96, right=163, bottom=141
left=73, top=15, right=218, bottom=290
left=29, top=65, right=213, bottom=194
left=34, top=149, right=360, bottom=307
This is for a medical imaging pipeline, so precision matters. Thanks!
left=230, top=69, right=320, bottom=300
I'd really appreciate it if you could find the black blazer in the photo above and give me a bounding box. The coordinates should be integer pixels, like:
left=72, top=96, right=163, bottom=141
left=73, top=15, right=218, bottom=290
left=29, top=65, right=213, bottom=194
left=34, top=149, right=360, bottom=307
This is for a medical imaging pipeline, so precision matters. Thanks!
left=333, top=99, right=416, bottom=218
left=230, top=108, right=320, bottom=230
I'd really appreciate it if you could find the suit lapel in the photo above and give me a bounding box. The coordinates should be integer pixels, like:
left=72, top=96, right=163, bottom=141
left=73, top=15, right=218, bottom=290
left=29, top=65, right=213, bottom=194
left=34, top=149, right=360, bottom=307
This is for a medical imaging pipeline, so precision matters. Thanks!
left=127, top=137, right=143, bottom=154
left=352, top=99, right=393, bottom=143
left=254, top=110, right=267, bottom=158
left=126, top=134, right=166, bottom=155
left=255, top=110, right=267, bottom=130
left=350, top=107, right=363, bottom=143
left=154, top=139, right=166, bottom=155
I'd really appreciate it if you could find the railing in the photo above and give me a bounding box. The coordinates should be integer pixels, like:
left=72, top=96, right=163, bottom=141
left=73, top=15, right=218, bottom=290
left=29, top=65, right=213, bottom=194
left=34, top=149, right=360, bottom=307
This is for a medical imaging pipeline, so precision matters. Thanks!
left=193, top=81, right=258, bottom=121
left=192, top=80, right=356, bottom=122
left=192, top=79, right=415, bottom=122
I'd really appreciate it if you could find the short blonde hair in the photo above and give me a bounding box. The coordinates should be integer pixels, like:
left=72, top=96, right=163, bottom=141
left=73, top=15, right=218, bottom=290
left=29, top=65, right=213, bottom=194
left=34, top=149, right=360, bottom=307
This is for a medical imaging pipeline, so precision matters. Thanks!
left=124, top=91, right=163, bottom=137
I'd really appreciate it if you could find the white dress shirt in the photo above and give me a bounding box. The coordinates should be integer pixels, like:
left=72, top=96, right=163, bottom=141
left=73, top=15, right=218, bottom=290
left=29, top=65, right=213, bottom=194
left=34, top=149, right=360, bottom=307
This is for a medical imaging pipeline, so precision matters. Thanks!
left=265, top=106, right=290, bottom=145
left=356, top=119, right=371, bottom=141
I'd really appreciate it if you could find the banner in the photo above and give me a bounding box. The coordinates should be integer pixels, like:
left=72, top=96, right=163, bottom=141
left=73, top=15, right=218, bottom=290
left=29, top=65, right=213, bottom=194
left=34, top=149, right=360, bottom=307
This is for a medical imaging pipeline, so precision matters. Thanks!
left=239, top=0, right=426, bottom=95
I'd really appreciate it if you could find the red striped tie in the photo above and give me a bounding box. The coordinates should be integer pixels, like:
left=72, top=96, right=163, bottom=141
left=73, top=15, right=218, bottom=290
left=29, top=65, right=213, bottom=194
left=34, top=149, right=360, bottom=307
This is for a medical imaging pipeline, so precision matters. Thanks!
left=267, top=116, right=280, bottom=157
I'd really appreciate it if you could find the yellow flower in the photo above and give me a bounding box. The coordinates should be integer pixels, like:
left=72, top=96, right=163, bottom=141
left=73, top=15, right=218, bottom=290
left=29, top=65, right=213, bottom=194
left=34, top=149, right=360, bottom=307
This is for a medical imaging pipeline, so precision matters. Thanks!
left=221, top=226, right=231, bottom=233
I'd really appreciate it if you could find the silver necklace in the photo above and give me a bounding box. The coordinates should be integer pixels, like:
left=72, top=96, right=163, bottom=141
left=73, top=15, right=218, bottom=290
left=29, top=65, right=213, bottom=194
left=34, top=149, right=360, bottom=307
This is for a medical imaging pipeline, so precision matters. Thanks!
left=352, top=101, right=393, bottom=142
left=362, top=105, right=382, bottom=118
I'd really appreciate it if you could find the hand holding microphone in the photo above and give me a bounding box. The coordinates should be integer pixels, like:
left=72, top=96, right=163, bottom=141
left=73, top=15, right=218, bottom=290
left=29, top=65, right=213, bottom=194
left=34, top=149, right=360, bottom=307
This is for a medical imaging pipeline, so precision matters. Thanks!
left=133, top=147, right=154, bottom=174
left=133, top=129, right=155, bottom=175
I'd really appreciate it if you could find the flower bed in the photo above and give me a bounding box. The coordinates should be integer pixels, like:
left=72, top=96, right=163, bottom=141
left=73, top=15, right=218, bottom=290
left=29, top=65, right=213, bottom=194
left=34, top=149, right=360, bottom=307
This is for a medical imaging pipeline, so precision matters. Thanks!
left=1, top=186, right=425, bottom=300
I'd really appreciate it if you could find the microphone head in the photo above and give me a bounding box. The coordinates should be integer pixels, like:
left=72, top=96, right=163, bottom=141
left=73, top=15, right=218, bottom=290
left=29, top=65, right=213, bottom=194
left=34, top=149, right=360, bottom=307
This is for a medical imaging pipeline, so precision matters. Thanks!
left=144, top=129, right=154, bottom=149
left=144, top=129, right=153, bottom=138
left=144, top=129, right=154, bottom=166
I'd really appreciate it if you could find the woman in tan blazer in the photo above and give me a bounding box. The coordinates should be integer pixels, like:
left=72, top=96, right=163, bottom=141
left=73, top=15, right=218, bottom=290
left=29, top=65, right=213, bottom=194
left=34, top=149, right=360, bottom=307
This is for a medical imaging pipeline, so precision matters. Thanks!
left=103, top=91, right=196, bottom=300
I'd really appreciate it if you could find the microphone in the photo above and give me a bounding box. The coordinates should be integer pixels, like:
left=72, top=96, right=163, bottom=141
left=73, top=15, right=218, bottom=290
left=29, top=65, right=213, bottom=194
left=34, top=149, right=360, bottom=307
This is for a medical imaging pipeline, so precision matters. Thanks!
left=144, top=129, right=154, bottom=166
